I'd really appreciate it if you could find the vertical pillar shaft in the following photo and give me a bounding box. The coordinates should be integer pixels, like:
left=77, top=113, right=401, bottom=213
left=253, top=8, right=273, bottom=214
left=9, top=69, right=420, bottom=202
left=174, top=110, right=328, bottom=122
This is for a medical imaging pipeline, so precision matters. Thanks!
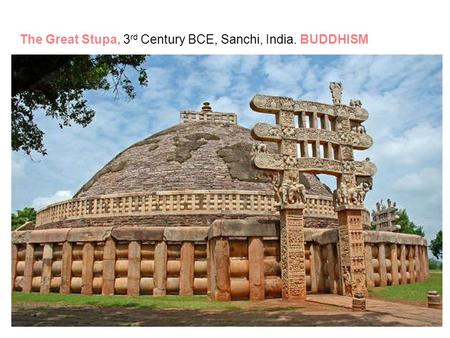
left=311, top=112, right=318, bottom=129
left=420, top=245, right=428, bottom=279
left=12, top=244, right=18, bottom=291
left=314, top=141, right=319, bottom=158
left=390, top=244, right=399, bottom=285
left=127, top=241, right=141, bottom=296
left=81, top=242, right=94, bottom=295
left=60, top=242, right=72, bottom=294
left=206, top=241, right=211, bottom=297
left=179, top=241, right=195, bottom=296
left=337, top=209, right=367, bottom=296
left=400, top=244, right=407, bottom=284
left=40, top=243, right=53, bottom=294
left=280, top=208, right=306, bottom=300
left=408, top=246, right=416, bottom=283
left=301, top=142, right=309, bottom=158
left=336, top=242, right=343, bottom=295
left=378, top=243, right=387, bottom=286
left=327, top=143, right=333, bottom=159
left=364, top=244, right=374, bottom=288
left=309, top=244, right=318, bottom=293
left=248, top=237, right=265, bottom=301
left=153, top=241, right=167, bottom=296
left=326, top=243, right=337, bottom=293
left=23, top=243, right=34, bottom=293
left=300, top=112, right=307, bottom=128
left=324, top=114, right=330, bottom=130
left=102, top=238, right=116, bottom=295
left=414, top=245, right=422, bottom=281
left=314, top=244, right=324, bottom=292
left=213, top=238, right=231, bottom=301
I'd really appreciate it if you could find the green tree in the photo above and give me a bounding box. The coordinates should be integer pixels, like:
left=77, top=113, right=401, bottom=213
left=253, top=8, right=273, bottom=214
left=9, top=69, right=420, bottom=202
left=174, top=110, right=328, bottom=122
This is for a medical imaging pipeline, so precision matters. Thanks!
left=396, top=209, right=425, bottom=237
left=11, top=207, right=36, bottom=230
left=430, top=230, right=442, bottom=259
left=12, top=55, right=148, bottom=155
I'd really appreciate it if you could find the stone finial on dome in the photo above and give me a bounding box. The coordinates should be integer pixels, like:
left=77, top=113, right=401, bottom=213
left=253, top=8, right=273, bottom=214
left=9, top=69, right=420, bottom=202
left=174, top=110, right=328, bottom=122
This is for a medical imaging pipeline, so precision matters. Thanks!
left=201, top=101, right=212, bottom=112
left=180, top=101, right=237, bottom=125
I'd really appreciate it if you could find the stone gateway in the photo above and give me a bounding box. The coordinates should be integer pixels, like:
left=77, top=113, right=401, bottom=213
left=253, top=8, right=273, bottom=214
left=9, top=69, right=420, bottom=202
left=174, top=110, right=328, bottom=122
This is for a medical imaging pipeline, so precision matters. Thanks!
left=11, top=83, right=429, bottom=302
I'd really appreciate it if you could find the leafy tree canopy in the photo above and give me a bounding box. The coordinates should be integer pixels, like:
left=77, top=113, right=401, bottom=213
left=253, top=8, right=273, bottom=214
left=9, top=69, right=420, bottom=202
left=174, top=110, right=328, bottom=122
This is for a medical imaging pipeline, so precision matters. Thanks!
left=396, top=209, right=425, bottom=237
left=11, top=207, right=36, bottom=230
left=12, top=55, right=148, bottom=155
left=430, top=230, right=442, bottom=260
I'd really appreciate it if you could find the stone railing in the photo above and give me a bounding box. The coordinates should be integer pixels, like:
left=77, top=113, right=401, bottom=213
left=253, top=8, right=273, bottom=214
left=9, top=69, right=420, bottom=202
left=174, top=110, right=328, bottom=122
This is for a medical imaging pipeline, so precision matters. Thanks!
left=12, top=223, right=428, bottom=300
left=35, top=190, right=338, bottom=227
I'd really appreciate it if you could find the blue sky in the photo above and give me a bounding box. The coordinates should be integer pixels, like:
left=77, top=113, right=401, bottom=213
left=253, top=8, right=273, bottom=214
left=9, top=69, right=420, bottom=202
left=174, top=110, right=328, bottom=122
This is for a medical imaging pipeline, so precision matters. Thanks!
left=11, top=55, right=442, bottom=242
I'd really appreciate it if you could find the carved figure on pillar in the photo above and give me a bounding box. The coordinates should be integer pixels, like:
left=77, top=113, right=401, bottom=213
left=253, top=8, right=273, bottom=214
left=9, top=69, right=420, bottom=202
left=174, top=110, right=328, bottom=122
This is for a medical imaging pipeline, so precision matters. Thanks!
left=330, top=82, right=343, bottom=105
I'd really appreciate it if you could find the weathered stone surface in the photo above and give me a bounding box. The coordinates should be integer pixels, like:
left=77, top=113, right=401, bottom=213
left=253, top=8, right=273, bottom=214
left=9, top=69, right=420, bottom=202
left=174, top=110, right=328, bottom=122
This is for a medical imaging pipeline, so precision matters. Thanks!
left=15, top=221, right=35, bottom=231
left=68, top=227, right=112, bottom=242
left=400, top=244, right=408, bottom=284
left=81, top=243, right=94, bottom=295
left=11, top=230, right=32, bottom=244
left=212, top=238, right=231, bottom=301
left=248, top=237, right=265, bottom=301
left=36, top=214, right=338, bottom=230
left=164, top=227, right=208, bottom=242
left=60, top=242, right=72, bottom=294
left=153, top=242, right=167, bottom=296
left=390, top=244, right=399, bottom=285
left=217, top=142, right=270, bottom=183
left=112, top=227, right=164, bottom=241
left=209, top=219, right=278, bottom=238
left=364, top=231, right=427, bottom=246
left=22, top=243, right=34, bottom=293
left=12, top=245, right=18, bottom=291
left=179, top=242, right=195, bottom=296
left=40, top=244, right=53, bottom=293
left=378, top=243, right=387, bottom=287
left=74, top=122, right=280, bottom=198
left=29, top=229, right=70, bottom=243
left=127, top=241, right=141, bottom=296
left=305, top=228, right=338, bottom=244
left=102, top=238, right=116, bottom=295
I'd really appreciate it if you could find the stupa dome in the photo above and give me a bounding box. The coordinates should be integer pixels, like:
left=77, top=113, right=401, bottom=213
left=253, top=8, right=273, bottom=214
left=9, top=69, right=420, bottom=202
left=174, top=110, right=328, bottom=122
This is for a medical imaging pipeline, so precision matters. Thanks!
left=35, top=103, right=338, bottom=229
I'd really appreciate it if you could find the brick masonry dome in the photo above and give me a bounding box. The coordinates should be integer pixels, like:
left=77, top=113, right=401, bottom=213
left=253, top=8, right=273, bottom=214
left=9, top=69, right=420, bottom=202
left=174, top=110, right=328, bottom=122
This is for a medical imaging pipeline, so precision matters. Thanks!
left=35, top=104, right=336, bottom=229
left=75, top=114, right=332, bottom=199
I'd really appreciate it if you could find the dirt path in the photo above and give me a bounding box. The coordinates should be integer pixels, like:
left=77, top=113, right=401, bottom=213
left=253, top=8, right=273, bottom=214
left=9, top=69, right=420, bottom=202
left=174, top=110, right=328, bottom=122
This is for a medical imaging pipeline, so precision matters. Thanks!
left=12, top=297, right=442, bottom=326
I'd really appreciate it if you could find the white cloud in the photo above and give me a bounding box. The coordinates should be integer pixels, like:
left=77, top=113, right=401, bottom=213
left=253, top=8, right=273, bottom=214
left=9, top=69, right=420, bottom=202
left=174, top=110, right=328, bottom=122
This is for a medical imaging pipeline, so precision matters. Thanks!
left=31, top=190, right=73, bottom=211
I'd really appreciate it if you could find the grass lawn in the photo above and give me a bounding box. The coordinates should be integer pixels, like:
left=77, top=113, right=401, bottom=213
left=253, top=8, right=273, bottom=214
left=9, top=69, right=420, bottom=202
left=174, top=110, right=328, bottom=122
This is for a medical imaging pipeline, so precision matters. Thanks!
left=13, top=271, right=442, bottom=310
left=12, top=292, right=250, bottom=310
left=368, top=270, right=442, bottom=305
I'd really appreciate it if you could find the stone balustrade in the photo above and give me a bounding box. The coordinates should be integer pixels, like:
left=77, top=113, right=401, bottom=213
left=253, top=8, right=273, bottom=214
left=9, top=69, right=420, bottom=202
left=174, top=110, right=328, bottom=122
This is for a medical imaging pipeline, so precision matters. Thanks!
left=35, top=190, right=340, bottom=227
left=12, top=222, right=428, bottom=300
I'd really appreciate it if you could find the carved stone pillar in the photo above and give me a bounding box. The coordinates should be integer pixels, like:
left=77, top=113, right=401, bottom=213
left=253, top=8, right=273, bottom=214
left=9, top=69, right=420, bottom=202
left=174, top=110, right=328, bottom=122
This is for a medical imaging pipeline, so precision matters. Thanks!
left=280, top=207, right=306, bottom=300
left=337, top=208, right=367, bottom=297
